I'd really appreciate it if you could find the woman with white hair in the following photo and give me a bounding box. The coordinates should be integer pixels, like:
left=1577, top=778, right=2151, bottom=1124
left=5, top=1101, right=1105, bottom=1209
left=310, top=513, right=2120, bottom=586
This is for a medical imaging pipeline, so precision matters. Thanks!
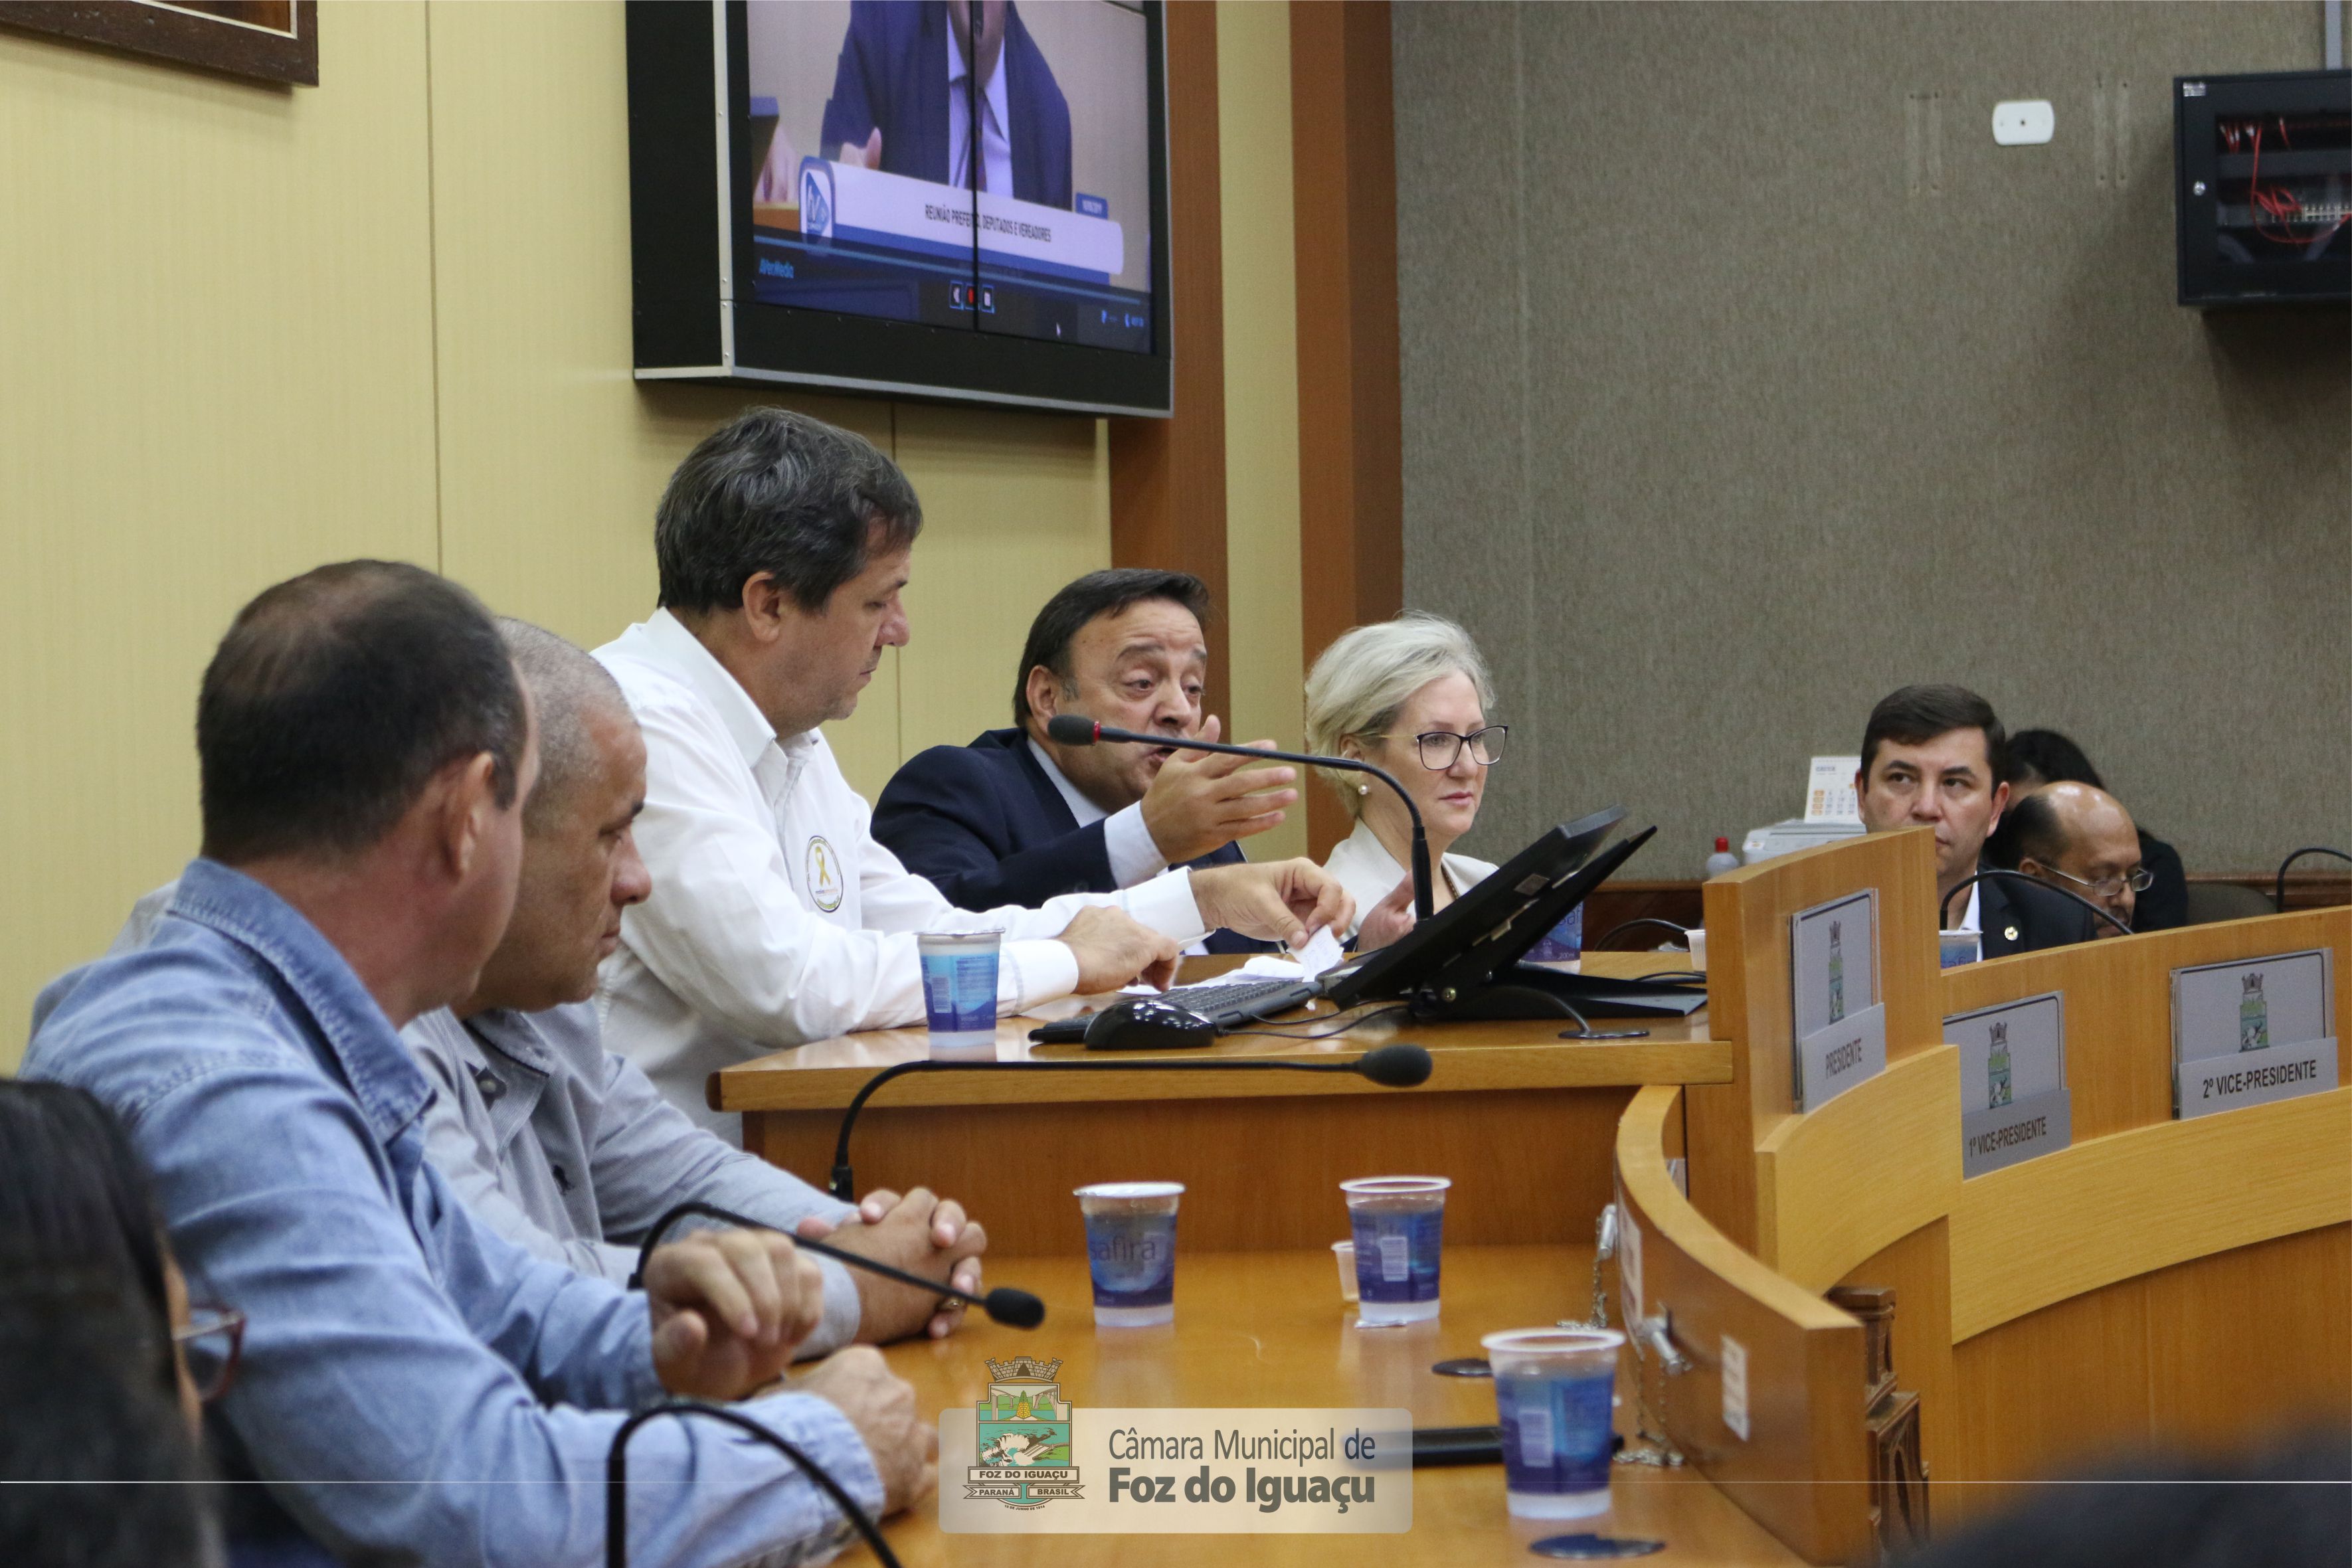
left=1304, top=612, right=1507, bottom=945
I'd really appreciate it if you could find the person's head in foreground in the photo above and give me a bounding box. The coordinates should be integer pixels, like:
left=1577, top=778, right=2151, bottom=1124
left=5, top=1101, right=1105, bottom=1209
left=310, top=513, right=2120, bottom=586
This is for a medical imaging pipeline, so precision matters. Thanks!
left=1855, top=683, right=2010, bottom=913
left=0, top=1081, right=225, bottom=1567
left=1995, top=782, right=2145, bottom=935
left=1306, top=612, right=1504, bottom=934
left=654, top=406, right=922, bottom=739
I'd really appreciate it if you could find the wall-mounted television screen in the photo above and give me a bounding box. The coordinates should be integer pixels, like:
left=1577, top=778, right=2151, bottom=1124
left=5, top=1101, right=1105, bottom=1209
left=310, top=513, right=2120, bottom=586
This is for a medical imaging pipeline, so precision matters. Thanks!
left=628, top=1, right=1172, bottom=416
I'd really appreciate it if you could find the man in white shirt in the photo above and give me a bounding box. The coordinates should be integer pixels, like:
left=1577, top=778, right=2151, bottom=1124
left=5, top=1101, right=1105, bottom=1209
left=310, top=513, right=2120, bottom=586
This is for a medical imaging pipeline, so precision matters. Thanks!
left=597, top=408, right=1352, bottom=1135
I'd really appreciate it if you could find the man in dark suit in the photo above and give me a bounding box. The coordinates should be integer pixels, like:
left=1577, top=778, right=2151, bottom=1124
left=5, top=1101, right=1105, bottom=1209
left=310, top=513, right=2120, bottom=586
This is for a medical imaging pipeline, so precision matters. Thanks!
left=1854, top=685, right=2097, bottom=957
left=874, top=570, right=1297, bottom=952
left=820, top=0, right=1074, bottom=210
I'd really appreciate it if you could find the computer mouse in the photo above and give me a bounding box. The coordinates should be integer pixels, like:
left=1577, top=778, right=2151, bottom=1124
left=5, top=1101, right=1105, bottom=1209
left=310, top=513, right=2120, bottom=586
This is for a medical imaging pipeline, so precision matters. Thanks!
left=1083, top=996, right=1218, bottom=1051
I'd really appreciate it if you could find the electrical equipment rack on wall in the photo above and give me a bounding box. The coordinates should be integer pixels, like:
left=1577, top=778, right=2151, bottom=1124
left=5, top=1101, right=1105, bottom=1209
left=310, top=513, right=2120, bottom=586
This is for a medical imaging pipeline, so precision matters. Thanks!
left=2174, top=69, right=2351, bottom=307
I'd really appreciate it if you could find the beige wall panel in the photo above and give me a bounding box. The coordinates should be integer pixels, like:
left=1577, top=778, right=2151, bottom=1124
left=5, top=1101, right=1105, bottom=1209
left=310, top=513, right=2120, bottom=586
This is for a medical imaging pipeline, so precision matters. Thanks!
left=889, top=404, right=1110, bottom=780
left=0, top=9, right=443, bottom=1067
left=419, top=0, right=899, bottom=782
left=1395, top=2, right=2348, bottom=880
left=1215, top=0, right=1309, bottom=865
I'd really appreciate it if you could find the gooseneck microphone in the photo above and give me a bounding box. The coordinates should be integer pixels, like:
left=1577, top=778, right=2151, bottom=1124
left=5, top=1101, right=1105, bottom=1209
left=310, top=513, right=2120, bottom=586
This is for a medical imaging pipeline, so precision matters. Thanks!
left=1045, top=714, right=1434, bottom=922
left=630, top=1199, right=1045, bottom=1331
left=828, top=1042, right=1435, bottom=1202
left=608, top=1400, right=902, bottom=1568
left=1941, top=868, right=2134, bottom=940
left=2274, top=846, right=2352, bottom=913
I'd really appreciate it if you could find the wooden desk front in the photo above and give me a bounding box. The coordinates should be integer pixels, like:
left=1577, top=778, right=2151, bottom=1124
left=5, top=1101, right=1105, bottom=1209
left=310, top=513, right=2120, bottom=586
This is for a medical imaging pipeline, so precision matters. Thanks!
left=847, top=1245, right=1801, bottom=1567
left=715, top=953, right=1727, bottom=1255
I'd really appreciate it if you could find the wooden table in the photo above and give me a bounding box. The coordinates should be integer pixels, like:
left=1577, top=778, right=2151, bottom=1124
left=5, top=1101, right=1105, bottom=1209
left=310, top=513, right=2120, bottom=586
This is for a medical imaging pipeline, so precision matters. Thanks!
left=844, top=1244, right=1801, bottom=1565
left=715, top=954, right=1726, bottom=1254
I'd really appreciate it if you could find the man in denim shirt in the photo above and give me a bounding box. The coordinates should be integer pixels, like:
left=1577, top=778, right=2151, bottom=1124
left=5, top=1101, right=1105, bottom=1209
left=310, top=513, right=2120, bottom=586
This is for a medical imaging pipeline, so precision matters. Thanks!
left=25, top=563, right=930, bottom=1567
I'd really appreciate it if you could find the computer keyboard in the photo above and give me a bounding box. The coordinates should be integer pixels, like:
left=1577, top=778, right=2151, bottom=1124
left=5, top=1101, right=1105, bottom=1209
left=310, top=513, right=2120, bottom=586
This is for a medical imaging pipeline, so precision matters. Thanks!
left=1028, top=976, right=1320, bottom=1044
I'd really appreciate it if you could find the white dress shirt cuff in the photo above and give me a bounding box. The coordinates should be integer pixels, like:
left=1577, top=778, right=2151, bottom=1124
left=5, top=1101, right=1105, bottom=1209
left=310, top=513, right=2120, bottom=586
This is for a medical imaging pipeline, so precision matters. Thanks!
left=1103, top=802, right=1172, bottom=889
left=1002, top=938, right=1083, bottom=1013
left=1117, top=867, right=1210, bottom=946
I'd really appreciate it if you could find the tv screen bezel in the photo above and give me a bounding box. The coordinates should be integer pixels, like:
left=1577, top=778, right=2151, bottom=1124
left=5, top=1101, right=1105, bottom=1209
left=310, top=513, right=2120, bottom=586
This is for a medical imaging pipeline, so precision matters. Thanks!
left=628, top=0, right=1174, bottom=417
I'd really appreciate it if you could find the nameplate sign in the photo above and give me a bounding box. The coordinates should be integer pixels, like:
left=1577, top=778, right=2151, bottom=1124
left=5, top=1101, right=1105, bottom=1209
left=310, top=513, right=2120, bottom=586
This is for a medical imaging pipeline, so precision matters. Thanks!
left=1790, top=890, right=1881, bottom=1110
left=2170, top=949, right=2336, bottom=1120
left=2176, top=1037, right=2339, bottom=1121
left=1947, top=992, right=2072, bottom=1177
left=1616, top=1198, right=1645, bottom=1321
left=1796, top=1003, right=1888, bottom=1112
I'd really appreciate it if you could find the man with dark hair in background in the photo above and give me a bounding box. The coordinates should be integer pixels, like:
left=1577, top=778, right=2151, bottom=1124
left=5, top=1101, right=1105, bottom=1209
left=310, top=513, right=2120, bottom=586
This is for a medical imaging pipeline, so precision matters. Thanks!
left=818, top=1, right=1073, bottom=209
left=405, top=618, right=988, bottom=1346
left=1854, top=683, right=2096, bottom=957
left=594, top=409, right=1350, bottom=1135
left=2007, top=727, right=2189, bottom=932
left=25, top=561, right=930, bottom=1567
left=872, top=568, right=1294, bottom=951
left=1986, top=783, right=2149, bottom=938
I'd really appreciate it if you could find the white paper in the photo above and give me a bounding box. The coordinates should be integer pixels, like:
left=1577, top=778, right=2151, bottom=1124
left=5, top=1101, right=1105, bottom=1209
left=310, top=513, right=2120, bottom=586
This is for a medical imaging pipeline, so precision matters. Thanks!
left=1720, top=1335, right=1750, bottom=1441
left=1176, top=926, right=1346, bottom=990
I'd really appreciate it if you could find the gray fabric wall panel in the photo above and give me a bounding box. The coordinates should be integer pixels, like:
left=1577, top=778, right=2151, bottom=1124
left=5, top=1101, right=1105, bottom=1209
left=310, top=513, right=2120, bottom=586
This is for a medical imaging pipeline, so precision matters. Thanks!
left=1394, top=2, right=2349, bottom=881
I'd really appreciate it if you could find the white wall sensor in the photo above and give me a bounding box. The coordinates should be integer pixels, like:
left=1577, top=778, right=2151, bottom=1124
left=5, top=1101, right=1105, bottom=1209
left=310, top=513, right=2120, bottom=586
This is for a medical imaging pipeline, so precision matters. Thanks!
left=1992, top=100, right=2055, bottom=145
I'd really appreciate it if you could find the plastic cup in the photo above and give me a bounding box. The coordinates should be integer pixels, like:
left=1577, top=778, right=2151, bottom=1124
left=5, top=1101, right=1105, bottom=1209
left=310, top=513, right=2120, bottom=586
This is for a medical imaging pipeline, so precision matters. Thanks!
left=1481, top=1328, right=1624, bottom=1519
left=918, top=930, right=1000, bottom=1058
left=1332, top=1240, right=1359, bottom=1302
left=1075, top=1181, right=1183, bottom=1326
left=1341, top=1176, right=1450, bottom=1325
left=1686, top=928, right=1708, bottom=973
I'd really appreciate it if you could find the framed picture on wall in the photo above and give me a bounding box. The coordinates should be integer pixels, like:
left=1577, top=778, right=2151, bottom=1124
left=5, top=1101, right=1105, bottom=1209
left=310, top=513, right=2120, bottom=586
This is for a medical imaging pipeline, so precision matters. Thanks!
left=0, top=1, right=318, bottom=87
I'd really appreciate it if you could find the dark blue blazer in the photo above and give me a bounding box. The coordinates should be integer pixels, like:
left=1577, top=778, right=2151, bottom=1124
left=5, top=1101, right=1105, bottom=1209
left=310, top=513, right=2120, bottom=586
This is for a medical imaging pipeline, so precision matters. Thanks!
left=819, top=1, right=1074, bottom=210
left=873, top=727, right=1269, bottom=954
left=1979, top=865, right=2100, bottom=956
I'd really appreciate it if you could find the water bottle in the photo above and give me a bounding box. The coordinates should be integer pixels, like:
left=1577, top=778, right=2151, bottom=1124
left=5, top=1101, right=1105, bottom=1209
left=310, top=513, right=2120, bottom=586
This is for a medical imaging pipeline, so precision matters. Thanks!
left=1703, top=835, right=1741, bottom=878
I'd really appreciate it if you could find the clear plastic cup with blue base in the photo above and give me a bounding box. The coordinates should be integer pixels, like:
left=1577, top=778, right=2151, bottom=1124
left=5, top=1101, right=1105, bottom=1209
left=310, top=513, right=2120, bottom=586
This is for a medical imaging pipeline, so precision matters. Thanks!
left=917, top=930, right=1000, bottom=1059
left=1481, top=1328, right=1624, bottom=1519
left=1075, top=1181, right=1183, bottom=1326
left=1342, top=1176, right=1450, bottom=1325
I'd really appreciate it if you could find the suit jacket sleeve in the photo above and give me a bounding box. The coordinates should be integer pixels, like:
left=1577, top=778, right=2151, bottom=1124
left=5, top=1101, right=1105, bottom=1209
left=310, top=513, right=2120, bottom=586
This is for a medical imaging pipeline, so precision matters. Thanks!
left=820, top=1, right=886, bottom=153
left=2133, top=831, right=2191, bottom=932
left=873, top=744, right=1117, bottom=910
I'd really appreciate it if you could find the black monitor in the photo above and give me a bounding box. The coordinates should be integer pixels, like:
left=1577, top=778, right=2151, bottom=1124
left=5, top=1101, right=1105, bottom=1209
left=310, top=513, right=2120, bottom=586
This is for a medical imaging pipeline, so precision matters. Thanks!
left=1322, top=810, right=1695, bottom=1021
left=626, top=0, right=1174, bottom=416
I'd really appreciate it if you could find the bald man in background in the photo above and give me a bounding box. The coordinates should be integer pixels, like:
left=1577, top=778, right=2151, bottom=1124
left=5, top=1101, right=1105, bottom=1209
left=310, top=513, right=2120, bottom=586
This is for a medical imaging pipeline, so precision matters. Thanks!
left=1998, top=782, right=2151, bottom=937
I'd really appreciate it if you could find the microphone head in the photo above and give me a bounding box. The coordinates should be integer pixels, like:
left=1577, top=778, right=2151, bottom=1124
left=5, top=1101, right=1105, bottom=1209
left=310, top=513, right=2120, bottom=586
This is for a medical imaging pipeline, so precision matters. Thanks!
left=984, top=1287, right=1047, bottom=1330
left=1356, top=1043, right=1433, bottom=1087
left=1044, top=715, right=1099, bottom=746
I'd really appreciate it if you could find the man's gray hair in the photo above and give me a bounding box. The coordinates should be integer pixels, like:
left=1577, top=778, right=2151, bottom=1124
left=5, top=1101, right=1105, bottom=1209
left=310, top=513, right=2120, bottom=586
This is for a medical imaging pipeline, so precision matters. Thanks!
left=496, top=618, right=634, bottom=831
left=1303, top=612, right=1496, bottom=818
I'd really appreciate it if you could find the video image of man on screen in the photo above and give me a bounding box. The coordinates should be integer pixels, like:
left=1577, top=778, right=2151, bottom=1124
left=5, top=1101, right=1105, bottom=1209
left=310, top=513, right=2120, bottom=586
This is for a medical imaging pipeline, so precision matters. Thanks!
left=745, top=0, right=1152, bottom=352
